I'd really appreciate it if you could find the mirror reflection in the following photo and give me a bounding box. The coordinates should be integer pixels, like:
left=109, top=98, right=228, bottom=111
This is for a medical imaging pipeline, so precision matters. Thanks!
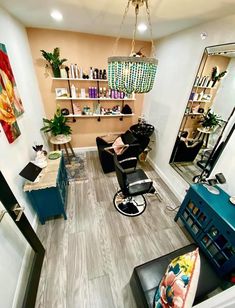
left=170, top=43, right=235, bottom=183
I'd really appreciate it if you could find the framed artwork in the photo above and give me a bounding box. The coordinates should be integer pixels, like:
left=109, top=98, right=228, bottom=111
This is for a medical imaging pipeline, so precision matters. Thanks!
left=0, top=43, right=23, bottom=143
left=55, top=88, right=68, bottom=98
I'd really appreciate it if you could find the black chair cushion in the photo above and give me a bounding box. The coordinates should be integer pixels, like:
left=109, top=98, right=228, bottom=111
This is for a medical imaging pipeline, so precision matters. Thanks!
left=130, top=243, right=223, bottom=308
left=127, top=169, right=152, bottom=196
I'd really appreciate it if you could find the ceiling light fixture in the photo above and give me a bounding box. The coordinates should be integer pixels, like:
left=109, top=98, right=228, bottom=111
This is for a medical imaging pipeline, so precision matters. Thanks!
left=50, top=10, right=63, bottom=21
left=138, top=22, right=148, bottom=32
left=108, top=0, right=158, bottom=94
left=200, top=32, right=208, bottom=40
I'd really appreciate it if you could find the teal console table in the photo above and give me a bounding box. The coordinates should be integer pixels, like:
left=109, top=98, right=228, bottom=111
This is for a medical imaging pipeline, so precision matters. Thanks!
left=175, top=184, right=235, bottom=276
left=24, top=152, right=68, bottom=224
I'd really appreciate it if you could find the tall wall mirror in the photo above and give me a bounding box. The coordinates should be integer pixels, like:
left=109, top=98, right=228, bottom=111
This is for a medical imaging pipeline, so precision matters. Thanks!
left=170, top=43, right=235, bottom=183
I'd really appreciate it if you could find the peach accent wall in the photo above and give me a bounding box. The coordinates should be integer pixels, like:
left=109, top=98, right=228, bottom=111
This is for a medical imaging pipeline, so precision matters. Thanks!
left=27, top=28, right=151, bottom=148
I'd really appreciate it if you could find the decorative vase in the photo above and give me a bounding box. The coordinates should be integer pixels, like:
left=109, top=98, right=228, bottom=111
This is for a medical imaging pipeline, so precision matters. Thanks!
left=34, top=151, right=47, bottom=168
left=52, top=65, right=61, bottom=78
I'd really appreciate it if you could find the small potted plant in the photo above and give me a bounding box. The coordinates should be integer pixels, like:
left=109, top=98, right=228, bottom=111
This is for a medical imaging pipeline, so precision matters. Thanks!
left=40, top=47, right=67, bottom=78
left=41, top=108, right=72, bottom=140
left=211, top=66, right=227, bottom=87
left=201, top=109, right=222, bottom=130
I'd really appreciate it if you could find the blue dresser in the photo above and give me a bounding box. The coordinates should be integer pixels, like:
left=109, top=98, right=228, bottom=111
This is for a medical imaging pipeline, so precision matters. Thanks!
left=24, top=153, right=68, bottom=224
left=175, top=184, right=235, bottom=276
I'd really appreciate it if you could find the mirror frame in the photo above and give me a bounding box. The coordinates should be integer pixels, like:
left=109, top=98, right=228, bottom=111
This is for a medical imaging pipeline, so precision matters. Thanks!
left=169, top=43, right=235, bottom=183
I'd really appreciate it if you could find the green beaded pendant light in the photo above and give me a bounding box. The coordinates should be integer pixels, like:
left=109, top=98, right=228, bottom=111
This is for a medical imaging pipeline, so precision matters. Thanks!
left=108, top=0, right=158, bottom=94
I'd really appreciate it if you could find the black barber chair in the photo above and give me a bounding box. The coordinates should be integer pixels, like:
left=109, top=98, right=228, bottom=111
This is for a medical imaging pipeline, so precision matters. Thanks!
left=113, top=154, right=161, bottom=217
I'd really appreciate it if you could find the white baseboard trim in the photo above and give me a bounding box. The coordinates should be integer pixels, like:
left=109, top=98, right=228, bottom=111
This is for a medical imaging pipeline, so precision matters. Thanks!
left=147, top=156, right=183, bottom=201
left=73, top=146, right=97, bottom=152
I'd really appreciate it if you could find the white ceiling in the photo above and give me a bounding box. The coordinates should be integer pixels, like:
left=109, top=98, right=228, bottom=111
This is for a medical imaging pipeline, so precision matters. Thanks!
left=1, top=0, right=235, bottom=40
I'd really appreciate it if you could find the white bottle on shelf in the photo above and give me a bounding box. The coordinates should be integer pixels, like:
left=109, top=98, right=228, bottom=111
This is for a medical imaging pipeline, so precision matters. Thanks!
left=70, top=64, right=75, bottom=79
left=89, top=67, right=93, bottom=80
left=74, top=64, right=79, bottom=79
left=80, top=67, right=83, bottom=79
left=71, top=84, right=77, bottom=98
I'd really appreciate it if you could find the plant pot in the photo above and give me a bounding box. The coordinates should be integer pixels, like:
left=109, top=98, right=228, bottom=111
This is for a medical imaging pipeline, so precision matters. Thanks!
left=211, top=80, right=217, bottom=87
left=52, top=65, right=61, bottom=78
left=55, top=134, right=67, bottom=141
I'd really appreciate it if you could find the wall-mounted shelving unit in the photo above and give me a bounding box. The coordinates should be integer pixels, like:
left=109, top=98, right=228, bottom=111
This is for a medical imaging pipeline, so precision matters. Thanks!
left=53, top=76, right=135, bottom=122
left=180, top=80, right=219, bottom=137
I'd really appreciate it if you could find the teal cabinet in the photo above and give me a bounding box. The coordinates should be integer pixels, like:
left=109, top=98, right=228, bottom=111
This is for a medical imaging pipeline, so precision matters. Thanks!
left=175, top=184, right=235, bottom=276
left=24, top=153, right=68, bottom=224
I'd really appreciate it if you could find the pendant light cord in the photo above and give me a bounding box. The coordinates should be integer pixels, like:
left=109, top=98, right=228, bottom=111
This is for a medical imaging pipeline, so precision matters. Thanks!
left=145, top=0, right=156, bottom=56
left=113, top=0, right=132, bottom=55
left=112, top=0, right=156, bottom=57
left=131, top=4, right=139, bottom=55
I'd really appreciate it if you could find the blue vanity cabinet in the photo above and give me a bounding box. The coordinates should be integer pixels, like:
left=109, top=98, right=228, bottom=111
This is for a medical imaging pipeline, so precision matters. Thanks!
left=24, top=153, right=68, bottom=225
left=175, top=184, right=235, bottom=276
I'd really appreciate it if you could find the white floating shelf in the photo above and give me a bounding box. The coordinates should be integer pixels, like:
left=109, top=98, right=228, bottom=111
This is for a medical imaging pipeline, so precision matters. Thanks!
left=65, top=113, right=134, bottom=118
left=193, top=85, right=212, bottom=89
left=56, top=97, right=135, bottom=101
left=184, top=113, right=202, bottom=116
left=52, top=77, right=108, bottom=82
left=188, top=100, right=211, bottom=103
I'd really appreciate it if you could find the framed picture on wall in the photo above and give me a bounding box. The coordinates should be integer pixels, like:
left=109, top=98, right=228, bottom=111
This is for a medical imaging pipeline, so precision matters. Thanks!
left=55, top=88, right=68, bottom=98
left=0, top=43, right=23, bottom=143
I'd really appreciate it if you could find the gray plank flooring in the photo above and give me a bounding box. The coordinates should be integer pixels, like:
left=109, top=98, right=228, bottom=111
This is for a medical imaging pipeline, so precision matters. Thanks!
left=35, top=151, right=190, bottom=308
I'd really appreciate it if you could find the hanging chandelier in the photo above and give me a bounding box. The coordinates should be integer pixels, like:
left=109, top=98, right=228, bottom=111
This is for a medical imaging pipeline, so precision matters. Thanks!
left=108, top=0, right=158, bottom=94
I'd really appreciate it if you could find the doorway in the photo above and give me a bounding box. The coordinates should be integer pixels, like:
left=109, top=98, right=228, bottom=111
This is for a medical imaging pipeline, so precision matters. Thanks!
left=0, top=171, right=45, bottom=308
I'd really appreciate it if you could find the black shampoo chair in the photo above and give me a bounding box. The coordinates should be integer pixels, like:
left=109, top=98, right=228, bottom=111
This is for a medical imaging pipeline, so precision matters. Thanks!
left=96, top=130, right=150, bottom=173
left=171, top=136, right=203, bottom=163
left=113, top=155, right=161, bottom=217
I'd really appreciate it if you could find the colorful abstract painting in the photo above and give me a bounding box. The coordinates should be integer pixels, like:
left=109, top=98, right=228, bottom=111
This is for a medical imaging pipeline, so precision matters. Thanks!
left=0, top=43, right=23, bottom=143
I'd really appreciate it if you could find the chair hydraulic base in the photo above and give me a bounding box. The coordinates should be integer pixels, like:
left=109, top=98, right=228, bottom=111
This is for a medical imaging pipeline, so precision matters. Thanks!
left=113, top=190, right=146, bottom=217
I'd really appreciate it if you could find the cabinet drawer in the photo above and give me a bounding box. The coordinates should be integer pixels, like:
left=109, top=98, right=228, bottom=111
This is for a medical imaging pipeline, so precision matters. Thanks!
left=181, top=199, right=211, bottom=230
left=199, top=220, right=235, bottom=275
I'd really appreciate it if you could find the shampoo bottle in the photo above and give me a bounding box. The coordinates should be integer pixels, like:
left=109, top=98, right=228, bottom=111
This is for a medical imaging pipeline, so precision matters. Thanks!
left=71, top=84, right=76, bottom=98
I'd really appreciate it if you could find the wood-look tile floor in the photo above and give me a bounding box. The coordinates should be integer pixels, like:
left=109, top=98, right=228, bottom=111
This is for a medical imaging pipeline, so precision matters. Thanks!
left=35, top=151, right=190, bottom=308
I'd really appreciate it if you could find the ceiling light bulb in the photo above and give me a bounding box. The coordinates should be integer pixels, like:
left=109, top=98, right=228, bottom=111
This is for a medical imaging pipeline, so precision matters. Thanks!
left=137, top=23, right=147, bottom=33
left=50, top=10, right=63, bottom=21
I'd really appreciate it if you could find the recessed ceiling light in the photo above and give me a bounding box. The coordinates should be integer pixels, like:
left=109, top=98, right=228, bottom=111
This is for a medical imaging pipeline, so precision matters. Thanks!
left=137, top=23, right=147, bottom=33
left=50, top=10, right=63, bottom=21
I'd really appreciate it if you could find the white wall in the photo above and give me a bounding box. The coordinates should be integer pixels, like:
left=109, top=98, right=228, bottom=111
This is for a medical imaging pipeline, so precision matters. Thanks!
left=193, top=285, right=235, bottom=308
left=144, top=14, right=235, bottom=199
left=0, top=7, right=46, bottom=307
left=0, top=7, right=46, bottom=224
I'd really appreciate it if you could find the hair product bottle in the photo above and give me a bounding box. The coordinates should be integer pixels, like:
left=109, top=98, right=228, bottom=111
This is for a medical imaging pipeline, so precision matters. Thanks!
left=70, top=64, right=75, bottom=79
left=71, top=84, right=77, bottom=98
left=74, top=64, right=79, bottom=79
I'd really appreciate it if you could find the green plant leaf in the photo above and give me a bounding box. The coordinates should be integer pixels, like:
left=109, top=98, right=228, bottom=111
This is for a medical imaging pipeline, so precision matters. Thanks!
left=40, top=47, right=67, bottom=68
left=40, top=107, right=72, bottom=136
